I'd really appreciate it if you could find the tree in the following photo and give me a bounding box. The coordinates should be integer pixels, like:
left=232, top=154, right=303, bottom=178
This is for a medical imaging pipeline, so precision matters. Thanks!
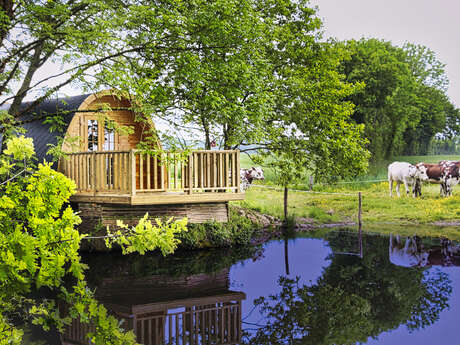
left=247, top=1, right=369, bottom=221
left=339, top=38, right=459, bottom=160
left=91, top=0, right=274, bottom=150
left=0, top=136, right=187, bottom=344
left=2, top=0, right=263, bottom=149
left=1, top=1, right=120, bottom=114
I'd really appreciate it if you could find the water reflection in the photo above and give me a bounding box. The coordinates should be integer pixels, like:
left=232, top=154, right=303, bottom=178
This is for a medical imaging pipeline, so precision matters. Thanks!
left=62, top=249, right=254, bottom=345
left=389, top=234, right=460, bottom=267
left=42, top=232, right=460, bottom=344
left=240, top=231, right=453, bottom=344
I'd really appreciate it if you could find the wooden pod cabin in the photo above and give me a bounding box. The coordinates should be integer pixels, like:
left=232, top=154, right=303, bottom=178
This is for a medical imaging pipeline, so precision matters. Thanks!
left=21, top=90, right=244, bottom=225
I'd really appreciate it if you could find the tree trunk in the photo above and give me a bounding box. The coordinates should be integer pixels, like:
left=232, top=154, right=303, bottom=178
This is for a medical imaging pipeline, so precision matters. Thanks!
left=284, top=186, right=288, bottom=222
left=284, top=236, right=290, bottom=275
left=202, top=118, right=211, bottom=150
left=0, top=0, right=13, bottom=54
left=9, top=41, right=45, bottom=116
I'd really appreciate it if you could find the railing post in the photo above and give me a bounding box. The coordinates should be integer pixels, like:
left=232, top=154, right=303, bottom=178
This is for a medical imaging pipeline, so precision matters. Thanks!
left=130, top=149, right=136, bottom=196
left=92, top=152, right=96, bottom=196
left=188, top=153, right=193, bottom=195
left=236, top=150, right=240, bottom=193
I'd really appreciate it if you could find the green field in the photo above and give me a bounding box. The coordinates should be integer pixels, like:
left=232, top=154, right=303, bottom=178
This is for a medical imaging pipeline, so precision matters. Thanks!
left=240, top=153, right=460, bottom=184
left=236, top=154, right=460, bottom=239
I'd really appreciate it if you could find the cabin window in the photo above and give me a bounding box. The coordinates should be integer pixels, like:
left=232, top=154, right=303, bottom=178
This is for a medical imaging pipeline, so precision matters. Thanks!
left=104, top=123, right=115, bottom=151
left=87, top=120, right=98, bottom=151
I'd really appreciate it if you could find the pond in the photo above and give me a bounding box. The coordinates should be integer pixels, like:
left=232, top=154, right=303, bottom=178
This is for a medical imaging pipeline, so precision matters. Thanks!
left=32, top=230, right=460, bottom=344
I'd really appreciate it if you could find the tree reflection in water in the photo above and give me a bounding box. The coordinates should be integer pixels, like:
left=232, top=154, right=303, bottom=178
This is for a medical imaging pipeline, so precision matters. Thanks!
left=5, top=231, right=454, bottom=345
left=244, top=231, right=452, bottom=345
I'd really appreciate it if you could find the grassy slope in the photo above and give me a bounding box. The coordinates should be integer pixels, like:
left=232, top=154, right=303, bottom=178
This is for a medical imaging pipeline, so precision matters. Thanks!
left=236, top=154, right=460, bottom=238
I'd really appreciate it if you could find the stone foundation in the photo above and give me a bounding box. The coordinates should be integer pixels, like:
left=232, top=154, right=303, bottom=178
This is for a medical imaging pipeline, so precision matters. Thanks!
left=76, top=202, right=229, bottom=250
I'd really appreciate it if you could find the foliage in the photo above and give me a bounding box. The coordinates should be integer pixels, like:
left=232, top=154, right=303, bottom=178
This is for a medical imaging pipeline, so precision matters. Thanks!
left=105, top=215, right=187, bottom=255
left=0, top=134, right=35, bottom=175
left=339, top=39, right=460, bottom=160
left=3, top=135, right=34, bottom=161
left=0, top=137, right=187, bottom=344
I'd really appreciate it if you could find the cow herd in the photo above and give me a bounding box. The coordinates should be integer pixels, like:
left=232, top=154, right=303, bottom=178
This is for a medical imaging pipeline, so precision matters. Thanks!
left=238, top=162, right=459, bottom=197
left=388, top=160, right=460, bottom=197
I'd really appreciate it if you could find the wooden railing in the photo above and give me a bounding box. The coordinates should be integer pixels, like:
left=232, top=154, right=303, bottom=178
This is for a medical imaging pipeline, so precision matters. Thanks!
left=58, top=149, right=240, bottom=195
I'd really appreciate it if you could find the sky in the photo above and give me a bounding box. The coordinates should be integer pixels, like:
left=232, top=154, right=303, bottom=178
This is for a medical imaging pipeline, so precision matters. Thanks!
left=310, top=0, right=460, bottom=107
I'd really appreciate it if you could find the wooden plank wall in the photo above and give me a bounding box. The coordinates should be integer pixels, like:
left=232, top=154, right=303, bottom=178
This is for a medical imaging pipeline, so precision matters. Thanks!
left=62, top=95, right=150, bottom=152
left=78, top=202, right=229, bottom=229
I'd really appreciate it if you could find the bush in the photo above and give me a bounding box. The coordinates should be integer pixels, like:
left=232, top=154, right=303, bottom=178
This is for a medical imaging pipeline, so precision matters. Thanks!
left=177, top=224, right=208, bottom=249
left=178, top=207, right=259, bottom=249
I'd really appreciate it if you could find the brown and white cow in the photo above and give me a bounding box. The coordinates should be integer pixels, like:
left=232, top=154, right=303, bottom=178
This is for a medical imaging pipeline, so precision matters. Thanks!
left=240, top=167, right=264, bottom=192
left=416, top=162, right=460, bottom=196
left=440, top=161, right=460, bottom=196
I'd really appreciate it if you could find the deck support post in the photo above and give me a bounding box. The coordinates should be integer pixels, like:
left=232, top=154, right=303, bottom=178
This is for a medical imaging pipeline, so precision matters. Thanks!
left=130, top=149, right=136, bottom=196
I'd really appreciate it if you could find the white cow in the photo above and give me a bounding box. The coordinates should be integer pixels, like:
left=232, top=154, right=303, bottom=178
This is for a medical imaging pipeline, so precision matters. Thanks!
left=389, top=234, right=429, bottom=268
left=240, top=167, right=264, bottom=192
left=388, top=161, right=428, bottom=197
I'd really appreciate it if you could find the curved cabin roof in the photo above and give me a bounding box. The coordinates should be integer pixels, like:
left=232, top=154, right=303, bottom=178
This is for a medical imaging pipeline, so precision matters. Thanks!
left=20, top=94, right=90, bottom=163
left=18, top=90, right=156, bottom=164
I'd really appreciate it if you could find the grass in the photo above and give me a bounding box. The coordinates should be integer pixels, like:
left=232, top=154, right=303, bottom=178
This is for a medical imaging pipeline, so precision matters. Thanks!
left=237, top=153, right=460, bottom=239
left=234, top=176, right=460, bottom=239
left=237, top=181, right=460, bottom=224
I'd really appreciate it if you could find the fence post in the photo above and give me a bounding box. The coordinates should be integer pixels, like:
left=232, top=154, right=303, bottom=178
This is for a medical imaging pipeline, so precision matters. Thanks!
left=358, top=191, right=363, bottom=258
left=358, top=191, right=362, bottom=228
left=309, top=175, right=314, bottom=191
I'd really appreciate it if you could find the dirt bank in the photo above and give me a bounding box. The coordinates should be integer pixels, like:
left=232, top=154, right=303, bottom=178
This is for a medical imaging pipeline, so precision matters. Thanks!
left=233, top=206, right=356, bottom=245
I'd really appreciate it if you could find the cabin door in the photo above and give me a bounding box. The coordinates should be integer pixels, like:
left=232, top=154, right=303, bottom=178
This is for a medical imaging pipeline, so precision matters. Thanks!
left=81, top=116, right=118, bottom=152
left=81, top=116, right=119, bottom=188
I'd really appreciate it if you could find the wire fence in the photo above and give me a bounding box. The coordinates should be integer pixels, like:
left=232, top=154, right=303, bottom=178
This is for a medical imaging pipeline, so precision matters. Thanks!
left=331, top=179, right=387, bottom=184
left=250, top=184, right=358, bottom=196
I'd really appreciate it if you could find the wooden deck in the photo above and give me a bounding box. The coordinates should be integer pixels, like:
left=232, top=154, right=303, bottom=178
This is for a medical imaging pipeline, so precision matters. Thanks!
left=58, top=150, right=244, bottom=205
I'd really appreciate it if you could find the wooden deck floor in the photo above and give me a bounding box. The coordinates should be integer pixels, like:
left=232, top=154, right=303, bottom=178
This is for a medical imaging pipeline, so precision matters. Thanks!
left=70, top=191, right=245, bottom=205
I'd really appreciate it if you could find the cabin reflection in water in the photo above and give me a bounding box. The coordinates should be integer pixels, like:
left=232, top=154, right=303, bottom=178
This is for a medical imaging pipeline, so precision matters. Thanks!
left=61, top=268, right=245, bottom=345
